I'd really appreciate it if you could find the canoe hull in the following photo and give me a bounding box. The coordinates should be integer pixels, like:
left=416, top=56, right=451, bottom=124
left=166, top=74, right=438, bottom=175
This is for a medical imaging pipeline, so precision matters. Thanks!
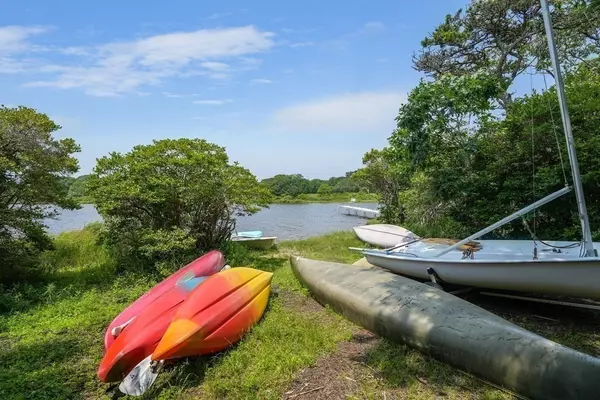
left=104, top=250, right=225, bottom=350
left=364, top=249, right=600, bottom=299
left=290, top=256, right=600, bottom=400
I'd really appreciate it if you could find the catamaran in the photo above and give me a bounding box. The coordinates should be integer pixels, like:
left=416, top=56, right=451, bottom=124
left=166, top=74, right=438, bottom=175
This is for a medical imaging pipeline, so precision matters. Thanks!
left=363, top=0, right=600, bottom=302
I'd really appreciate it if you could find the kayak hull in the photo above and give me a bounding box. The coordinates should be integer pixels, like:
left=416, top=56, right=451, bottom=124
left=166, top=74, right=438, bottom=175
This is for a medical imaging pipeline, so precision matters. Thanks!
left=290, top=256, right=600, bottom=400
left=152, top=267, right=272, bottom=361
left=104, top=250, right=225, bottom=350
left=98, top=276, right=208, bottom=382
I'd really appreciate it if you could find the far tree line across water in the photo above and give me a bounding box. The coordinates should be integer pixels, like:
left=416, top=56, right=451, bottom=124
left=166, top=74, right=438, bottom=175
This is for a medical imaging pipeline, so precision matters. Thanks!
left=61, top=171, right=377, bottom=204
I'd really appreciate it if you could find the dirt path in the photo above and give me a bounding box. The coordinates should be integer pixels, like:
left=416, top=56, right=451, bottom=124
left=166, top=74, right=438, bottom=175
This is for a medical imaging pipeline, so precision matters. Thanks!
left=283, top=330, right=380, bottom=400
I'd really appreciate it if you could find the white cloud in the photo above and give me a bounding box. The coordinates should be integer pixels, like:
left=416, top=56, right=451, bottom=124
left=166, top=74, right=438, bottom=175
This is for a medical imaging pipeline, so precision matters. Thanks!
left=0, top=25, right=48, bottom=53
left=164, top=92, right=203, bottom=98
left=163, top=91, right=184, bottom=98
left=0, top=57, right=28, bottom=73
left=193, top=99, right=232, bottom=105
left=289, top=42, right=314, bottom=48
left=239, top=57, right=263, bottom=69
left=22, top=25, right=275, bottom=96
left=251, top=78, right=272, bottom=84
left=361, top=21, right=385, bottom=33
left=206, top=12, right=232, bottom=20
left=271, top=91, right=405, bottom=134
left=0, top=25, right=50, bottom=73
left=60, top=46, right=90, bottom=56
left=200, top=61, right=230, bottom=71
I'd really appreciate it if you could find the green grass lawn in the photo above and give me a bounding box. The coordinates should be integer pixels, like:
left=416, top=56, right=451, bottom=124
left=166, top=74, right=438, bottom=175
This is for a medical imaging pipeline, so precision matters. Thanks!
left=1, top=227, right=598, bottom=399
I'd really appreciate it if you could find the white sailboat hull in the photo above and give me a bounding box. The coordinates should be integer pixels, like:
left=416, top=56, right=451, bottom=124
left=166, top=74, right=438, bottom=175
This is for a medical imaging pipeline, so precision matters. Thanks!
left=364, top=239, right=600, bottom=299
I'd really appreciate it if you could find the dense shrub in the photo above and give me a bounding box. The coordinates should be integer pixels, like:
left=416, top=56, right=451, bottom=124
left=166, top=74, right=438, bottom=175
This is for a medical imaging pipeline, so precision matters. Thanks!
left=87, top=138, right=271, bottom=272
left=0, top=106, right=80, bottom=283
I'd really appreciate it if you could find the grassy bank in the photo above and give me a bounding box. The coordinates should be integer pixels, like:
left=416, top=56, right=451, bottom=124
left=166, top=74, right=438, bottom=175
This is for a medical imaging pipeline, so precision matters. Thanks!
left=273, top=192, right=378, bottom=204
left=1, top=228, right=599, bottom=399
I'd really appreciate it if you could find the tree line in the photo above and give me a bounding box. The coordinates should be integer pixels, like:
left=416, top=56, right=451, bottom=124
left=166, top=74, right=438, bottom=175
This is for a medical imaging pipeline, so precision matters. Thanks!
left=62, top=171, right=368, bottom=201
left=353, top=0, right=600, bottom=240
left=259, top=172, right=366, bottom=197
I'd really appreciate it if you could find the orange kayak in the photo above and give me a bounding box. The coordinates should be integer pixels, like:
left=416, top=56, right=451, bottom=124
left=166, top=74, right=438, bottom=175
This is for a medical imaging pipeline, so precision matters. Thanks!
left=152, top=267, right=272, bottom=361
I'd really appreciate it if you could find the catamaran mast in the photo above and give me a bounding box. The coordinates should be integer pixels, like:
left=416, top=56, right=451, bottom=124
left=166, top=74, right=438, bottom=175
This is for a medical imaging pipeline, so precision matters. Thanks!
left=540, top=0, right=595, bottom=256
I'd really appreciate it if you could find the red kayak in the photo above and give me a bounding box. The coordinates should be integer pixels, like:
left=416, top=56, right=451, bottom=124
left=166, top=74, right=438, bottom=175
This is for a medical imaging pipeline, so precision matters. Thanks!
left=103, top=250, right=225, bottom=350
left=98, top=273, right=217, bottom=382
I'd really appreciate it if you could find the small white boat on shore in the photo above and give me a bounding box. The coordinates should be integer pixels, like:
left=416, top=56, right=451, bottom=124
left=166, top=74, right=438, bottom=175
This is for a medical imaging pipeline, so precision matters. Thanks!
left=231, top=235, right=277, bottom=250
left=353, top=224, right=417, bottom=248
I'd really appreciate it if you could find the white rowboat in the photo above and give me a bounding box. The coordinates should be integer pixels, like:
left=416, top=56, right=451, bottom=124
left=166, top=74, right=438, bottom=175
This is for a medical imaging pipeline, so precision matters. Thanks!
left=353, top=224, right=417, bottom=248
left=231, top=236, right=276, bottom=250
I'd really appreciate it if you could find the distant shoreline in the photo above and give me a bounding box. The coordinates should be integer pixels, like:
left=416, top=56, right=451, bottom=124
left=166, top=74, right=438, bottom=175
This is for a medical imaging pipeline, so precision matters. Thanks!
left=72, top=193, right=379, bottom=206
left=271, top=192, right=378, bottom=204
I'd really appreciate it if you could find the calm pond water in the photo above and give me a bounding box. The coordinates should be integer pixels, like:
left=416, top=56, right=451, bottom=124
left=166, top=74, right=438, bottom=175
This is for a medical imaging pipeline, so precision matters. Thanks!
left=44, top=203, right=379, bottom=240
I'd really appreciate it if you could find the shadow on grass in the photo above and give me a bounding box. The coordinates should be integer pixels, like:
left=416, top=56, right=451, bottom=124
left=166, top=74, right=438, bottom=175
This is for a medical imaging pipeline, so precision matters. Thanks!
left=356, top=338, right=503, bottom=398
left=0, top=335, right=88, bottom=400
left=226, top=244, right=288, bottom=273
left=247, top=254, right=288, bottom=273
left=465, top=293, right=600, bottom=355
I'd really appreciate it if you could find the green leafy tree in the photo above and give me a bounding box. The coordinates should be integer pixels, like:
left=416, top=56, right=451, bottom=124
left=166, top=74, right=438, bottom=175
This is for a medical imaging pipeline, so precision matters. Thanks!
left=390, top=73, right=503, bottom=168
left=67, top=174, right=90, bottom=198
left=0, top=106, right=80, bottom=282
left=352, top=148, right=410, bottom=223
left=260, top=174, right=311, bottom=196
left=317, top=183, right=333, bottom=195
left=87, top=138, right=271, bottom=271
left=261, top=173, right=363, bottom=197
left=414, top=0, right=600, bottom=108
left=372, top=59, right=600, bottom=240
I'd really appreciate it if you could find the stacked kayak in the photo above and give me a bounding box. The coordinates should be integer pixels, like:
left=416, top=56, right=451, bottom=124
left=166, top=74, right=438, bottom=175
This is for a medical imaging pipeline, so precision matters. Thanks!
left=153, top=268, right=272, bottom=360
left=104, top=250, right=225, bottom=350
left=98, top=251, right=272, bottom=396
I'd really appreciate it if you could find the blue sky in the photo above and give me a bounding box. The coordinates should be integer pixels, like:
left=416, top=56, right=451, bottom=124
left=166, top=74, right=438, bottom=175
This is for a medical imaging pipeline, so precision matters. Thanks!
left=1, top=0, right=467, bottom=179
